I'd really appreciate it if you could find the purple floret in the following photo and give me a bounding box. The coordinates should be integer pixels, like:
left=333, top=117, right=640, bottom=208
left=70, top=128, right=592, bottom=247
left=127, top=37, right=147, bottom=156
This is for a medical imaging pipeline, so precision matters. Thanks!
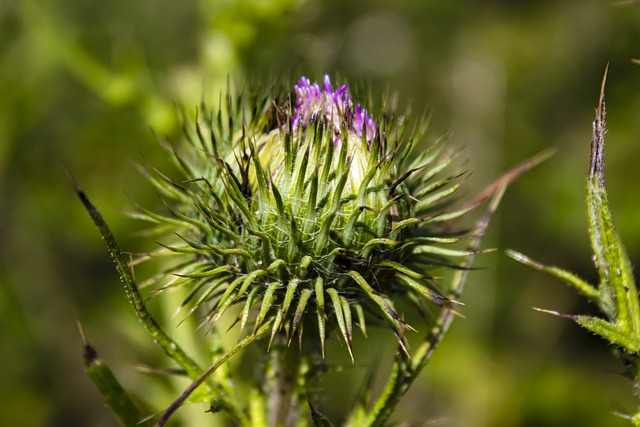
left=292, top=75, right=376, bottom=145
left=354, top=103, right=376, bottom=143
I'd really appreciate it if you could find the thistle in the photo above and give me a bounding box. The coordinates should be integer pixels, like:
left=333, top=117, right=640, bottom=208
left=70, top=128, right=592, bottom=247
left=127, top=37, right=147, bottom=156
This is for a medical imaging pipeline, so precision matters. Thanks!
left=77, top=75, right=535, bottom=426
left=135, top=74, right=471, bottom=361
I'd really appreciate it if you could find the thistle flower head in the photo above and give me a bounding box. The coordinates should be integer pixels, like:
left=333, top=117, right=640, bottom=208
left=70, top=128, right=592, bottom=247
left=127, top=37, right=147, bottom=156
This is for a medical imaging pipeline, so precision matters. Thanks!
left=138, top=75, right=470, bottom=359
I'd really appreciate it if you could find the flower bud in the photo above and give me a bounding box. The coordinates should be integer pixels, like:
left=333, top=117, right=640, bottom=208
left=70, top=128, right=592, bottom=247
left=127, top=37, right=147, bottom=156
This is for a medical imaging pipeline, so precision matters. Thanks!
left=140, top=75, right=469, bottom=359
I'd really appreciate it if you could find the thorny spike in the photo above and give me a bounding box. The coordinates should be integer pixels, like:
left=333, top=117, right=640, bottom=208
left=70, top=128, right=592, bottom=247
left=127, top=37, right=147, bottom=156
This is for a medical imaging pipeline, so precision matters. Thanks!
left=397, top=275, right=454, bottom=306
left=281, top=279, right=300, bottom=322
left=209, top=291, right=237, bottom=324
left=314, top=277, right=325, bottom=316
left=215, top=276, right=246, bottom=312
left=240, top=287, right=261, bottom=331
left=254, top=282, right=280, bottom=333
left=268, top=309, right=284, bottom=351
left=354, top=303, right=367, bottom=338
left=317, top=301, right=326, bottom=359
left=347, top=270, right=417, bottom=339
left=298, top=321, right=304, bottom=353
left=340, top=296, right=353, bottom=343
left=327, top=288, right=354, bottom=362
left=289, top=288, right=313, bottom=346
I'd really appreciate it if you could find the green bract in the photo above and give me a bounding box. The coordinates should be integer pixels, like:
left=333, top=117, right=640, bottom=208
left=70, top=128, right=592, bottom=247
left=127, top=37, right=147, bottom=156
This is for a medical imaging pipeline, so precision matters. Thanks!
left=136, top=75, right=469, bottom=359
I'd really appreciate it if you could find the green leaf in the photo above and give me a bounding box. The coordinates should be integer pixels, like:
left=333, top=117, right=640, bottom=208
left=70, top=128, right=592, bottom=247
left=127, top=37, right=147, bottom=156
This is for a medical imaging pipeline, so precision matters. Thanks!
left=575, top=315, right=640, bottom=353
left=586, top=71, right=640, bottom=334
left=505, top=250, right=598, bottom=301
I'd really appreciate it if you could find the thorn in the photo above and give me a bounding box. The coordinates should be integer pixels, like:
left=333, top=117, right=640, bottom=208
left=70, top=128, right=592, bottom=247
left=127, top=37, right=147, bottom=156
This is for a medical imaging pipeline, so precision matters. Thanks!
left=446, top=298, right=465, bottom=307
left=287, top=325, right=295, bottom=347
left=611, top=410, right=633, bottom=421
left=386, top=306, right=418, bottom=333
left=394, top=331, right=411, bottom=358
left=62, top=164, right=81, bottom=195
left=298, top=322, right=304, bottom=354
left=283, top=321, right=291, bottom=342
left=590, top=64, right=608, bottom=185
left=461, top=148, right=555, bottom=213
left=225, top=316, right=241, bottom=333
left=403, top=321, right=418, bottom=334
left=505, top=249, right=545, bottom=270
left=447, top=307, right=466, bottom=319
left=532, top=307, right=574, bottom=319
left=267, top=322, right=279, bottom=352
left=134, top=364, right=187, bottom=376
left=346, top=340, right=354, bottom=364
left=76, top=319, right=87, bottom=346
left=170, top=305, right=184, bottom=322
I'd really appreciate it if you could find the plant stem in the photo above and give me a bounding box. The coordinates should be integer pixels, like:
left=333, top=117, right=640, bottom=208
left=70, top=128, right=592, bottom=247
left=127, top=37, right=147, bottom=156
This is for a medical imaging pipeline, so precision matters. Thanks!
left=264, top=338, right=306, bottom=427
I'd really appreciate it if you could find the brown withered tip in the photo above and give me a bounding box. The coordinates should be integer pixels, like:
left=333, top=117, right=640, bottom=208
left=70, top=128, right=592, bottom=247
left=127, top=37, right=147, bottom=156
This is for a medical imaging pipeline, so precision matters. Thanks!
left=590, top=64, right=608, bottom=188
left=77, top=319, right=99, bottom=365
left=83, top=344, right=98, bottom=365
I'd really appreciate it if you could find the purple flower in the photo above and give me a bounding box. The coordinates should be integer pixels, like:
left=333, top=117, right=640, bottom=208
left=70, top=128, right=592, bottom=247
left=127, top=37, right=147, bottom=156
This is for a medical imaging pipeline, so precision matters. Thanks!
left=292, top=75, right=376, bottom=145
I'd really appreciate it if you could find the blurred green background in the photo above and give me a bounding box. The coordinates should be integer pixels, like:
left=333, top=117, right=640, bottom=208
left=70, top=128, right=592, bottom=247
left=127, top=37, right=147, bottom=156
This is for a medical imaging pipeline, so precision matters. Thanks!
left=1, top=0, right=640, bottom=426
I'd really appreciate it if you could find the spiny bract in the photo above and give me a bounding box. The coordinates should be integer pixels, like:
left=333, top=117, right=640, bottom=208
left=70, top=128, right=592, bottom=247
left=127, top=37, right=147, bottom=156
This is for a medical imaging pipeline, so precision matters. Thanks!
left=135, top=75, right=471, bottom=360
